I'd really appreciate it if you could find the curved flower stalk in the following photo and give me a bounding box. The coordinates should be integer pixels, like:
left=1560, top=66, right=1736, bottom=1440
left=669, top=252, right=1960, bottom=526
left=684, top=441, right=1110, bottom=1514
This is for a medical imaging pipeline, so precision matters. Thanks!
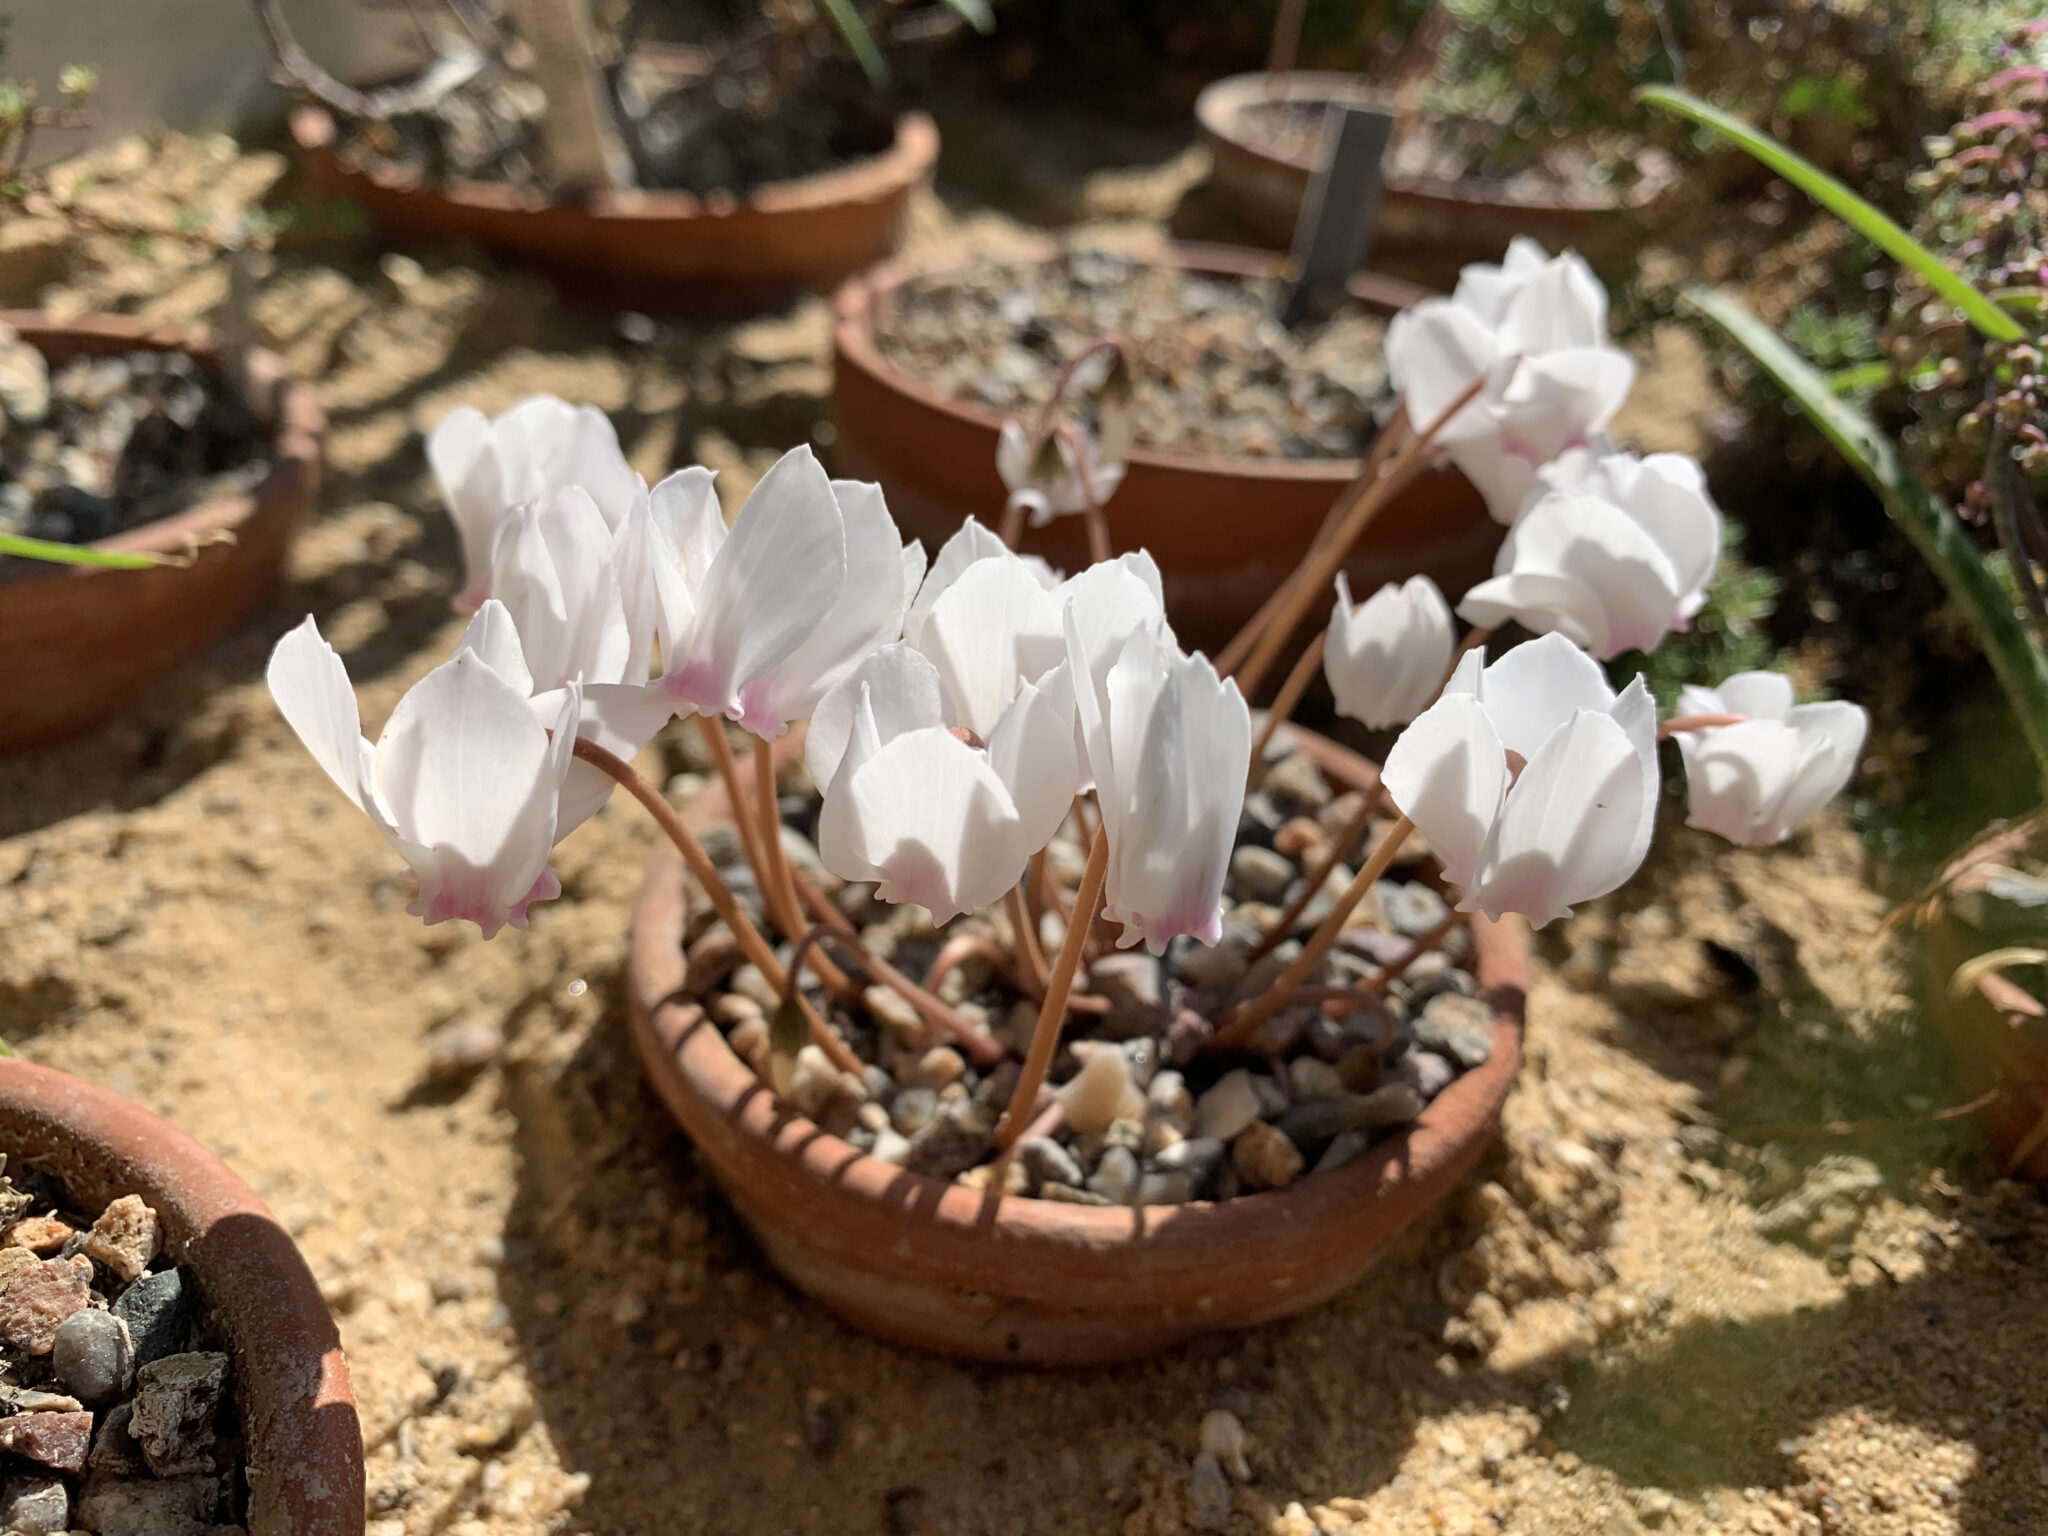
left=427, top=395, right=643, bottom=607
left=623, top=446, right=916, bottom=733
left=266, top=609, right=581, bottom=937
left=1382, top=632, right=1657, bottom=927
left=1457, top=450, right=1722, bottom=659
left=810, top=646, right=1082, bottom=922
left=996, top=418, right=1128, bottom=528
left=1386, top=238, right=1637, bottom=522
left=1674, top=673, right=1869, bottom=845
left=1324, top=572, right=1456, bottom=728
left=1071, top=617, right=1251, bottom=953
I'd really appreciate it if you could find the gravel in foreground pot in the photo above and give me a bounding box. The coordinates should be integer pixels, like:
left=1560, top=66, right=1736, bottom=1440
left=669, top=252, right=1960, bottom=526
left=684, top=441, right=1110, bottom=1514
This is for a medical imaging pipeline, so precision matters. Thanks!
left=0, top=1060, right=361, bottom=1535
left=0, top=315, right=323, bottom=755
left=626, top=729, right=1528, bottom=1364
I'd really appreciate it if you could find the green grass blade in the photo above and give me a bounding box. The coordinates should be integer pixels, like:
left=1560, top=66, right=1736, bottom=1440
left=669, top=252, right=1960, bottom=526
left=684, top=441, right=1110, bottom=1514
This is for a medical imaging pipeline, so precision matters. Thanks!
left=937, top=0, right=996, bottom=32
left=1826, top=360, right=1893, bottom=395
left=0, top=532, right=160, bottom=569
left=818, top=0, right=890, bottom=89
left=1683, top=282, right=2048, bottom=784
left=1641, top=86, right=2025, bottom=344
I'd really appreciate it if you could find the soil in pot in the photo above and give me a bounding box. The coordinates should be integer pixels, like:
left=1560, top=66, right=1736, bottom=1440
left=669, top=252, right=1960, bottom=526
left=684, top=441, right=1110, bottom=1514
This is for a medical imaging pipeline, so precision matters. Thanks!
left=0, top=325, right=270, bottom=557
left=337, top=67, right=894, bottom=199
left=678, top=736, right=1492, bottom=1205
left=0, top=1163, right=243, bottom=1535
left=865, top=248, right=1392, bottom=461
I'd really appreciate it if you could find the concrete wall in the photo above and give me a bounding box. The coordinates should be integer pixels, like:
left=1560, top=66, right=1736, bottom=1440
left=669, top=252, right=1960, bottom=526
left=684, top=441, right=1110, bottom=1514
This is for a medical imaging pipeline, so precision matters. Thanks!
left=6, top=0, right=425, bottom=159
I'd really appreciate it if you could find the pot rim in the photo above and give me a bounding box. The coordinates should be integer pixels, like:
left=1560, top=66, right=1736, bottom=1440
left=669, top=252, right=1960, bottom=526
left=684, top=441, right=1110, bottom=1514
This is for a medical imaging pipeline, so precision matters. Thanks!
left=1193, top=69, right=1678, bottom=213
left=0, top=311, right=326, bottom=569
left=289, top=101, right=940, bottom=222
left=832, top=238, right=1435, bottom=487
left=0, top=1057, right=362, bottom=1535
left=628, top=728, right=1527, bottom=1257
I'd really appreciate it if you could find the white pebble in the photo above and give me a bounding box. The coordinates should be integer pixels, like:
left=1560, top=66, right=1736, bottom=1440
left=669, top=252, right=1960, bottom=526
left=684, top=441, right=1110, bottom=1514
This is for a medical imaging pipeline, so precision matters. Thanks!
left=1059, top=1048, right=1132, bottom=1136
left=1200, top=1408, right=1251, bottom=1480
left=1195, top=1070, right=1261, bottom=1142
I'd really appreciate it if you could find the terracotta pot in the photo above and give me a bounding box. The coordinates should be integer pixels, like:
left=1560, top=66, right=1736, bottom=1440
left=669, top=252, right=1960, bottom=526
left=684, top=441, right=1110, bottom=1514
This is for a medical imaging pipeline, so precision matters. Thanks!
left=0, top=315, right=324, bottom=755
left=0, top=1058, right=362, bottom=1534
left=1193, top=72, right=1675, bottom=284
left=626, top=729, right=1528, bottom=1364
left=1923, top=821, right=2048, bottom=1180
left=830, top=242, right=1499, bottom=655
left=290, top=104, right=938, bottom=315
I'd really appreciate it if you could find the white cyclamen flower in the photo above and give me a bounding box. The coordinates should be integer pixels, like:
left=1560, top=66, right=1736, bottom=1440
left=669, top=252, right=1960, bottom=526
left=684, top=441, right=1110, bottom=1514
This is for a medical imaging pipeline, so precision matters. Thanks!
left=996, top=419, right=1128, bottom=528
left=809, top=645, right=1082, bottom=922
left=1386, top=237, right=1637, bottom=522
left=1324, top=572, right=1456, bottom=729
left=1071, top=618, right=1251, bottom=953
left=621, top=446, right=896, bottom=733
left=1457, top=449, right=1722, bottom=658
left=427, top=395, right=643, bottom=608
left=267, top=608, right=581, bottom=937
left=1382, top=632, right=1657, bottom=928
left=1674, top=672, right=1868, bottom=845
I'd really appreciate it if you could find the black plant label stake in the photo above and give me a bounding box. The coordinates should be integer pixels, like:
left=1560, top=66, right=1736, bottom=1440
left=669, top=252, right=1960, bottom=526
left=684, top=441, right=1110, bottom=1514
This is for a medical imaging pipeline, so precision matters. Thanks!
left=1281, top=103, right=1395, bottom=327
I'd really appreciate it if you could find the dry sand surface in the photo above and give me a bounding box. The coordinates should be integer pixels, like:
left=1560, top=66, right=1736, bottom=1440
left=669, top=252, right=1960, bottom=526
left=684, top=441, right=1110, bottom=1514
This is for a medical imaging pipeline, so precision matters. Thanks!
left=4, top=105, right=2047, bottom=1536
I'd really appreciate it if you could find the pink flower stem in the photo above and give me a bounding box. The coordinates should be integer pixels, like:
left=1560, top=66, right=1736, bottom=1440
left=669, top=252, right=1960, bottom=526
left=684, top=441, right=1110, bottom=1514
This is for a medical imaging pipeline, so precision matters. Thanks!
left=995, top=824, right=1110, bottom=1150
left=569, top=736, right=863, bottom=1076
left=1207, top=814, right=1415, bottom=1055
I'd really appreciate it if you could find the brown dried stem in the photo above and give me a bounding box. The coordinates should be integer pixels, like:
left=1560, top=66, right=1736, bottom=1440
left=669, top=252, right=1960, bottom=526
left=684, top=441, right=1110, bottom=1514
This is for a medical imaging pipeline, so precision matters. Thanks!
left=994, top=826, right=1110, bottom=1150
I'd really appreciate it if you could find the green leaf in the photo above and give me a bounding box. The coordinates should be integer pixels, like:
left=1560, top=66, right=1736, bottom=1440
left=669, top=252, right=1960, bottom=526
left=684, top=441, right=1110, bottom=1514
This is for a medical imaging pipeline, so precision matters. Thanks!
left=818, top=0, right=890, bottom=89
left=936, top=0, right=996, bottom=32
left=1826, top=360, right=1893, bottom=395
left=1639, top=86, right=2026, bottom=344
left=1683, top=283, right=2048, bottom=785
left=0, top=532, right=160, bottom=569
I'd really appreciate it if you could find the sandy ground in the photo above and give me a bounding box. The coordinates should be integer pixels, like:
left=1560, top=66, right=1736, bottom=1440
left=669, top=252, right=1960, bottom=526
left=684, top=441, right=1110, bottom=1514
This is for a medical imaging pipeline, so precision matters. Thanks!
left=4, top=87, right=2048, bottom=1536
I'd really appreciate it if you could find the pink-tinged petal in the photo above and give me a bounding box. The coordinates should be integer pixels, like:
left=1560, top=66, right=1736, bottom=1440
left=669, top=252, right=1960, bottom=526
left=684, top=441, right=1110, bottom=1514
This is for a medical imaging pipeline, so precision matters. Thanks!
left=456, top=598, right=534, bottom=697
left=903, top=517, right=1009, bottom=649
left=668, top=446, right=846, bottom=717
left=806, top=643, right=949, bottom=791
left=1468, top=707, right=1645, bottom=927
left=1472, top=631, right=1616, bottom=760
left=1382, top=693, right=1506, bottom=889
left=266, top=616, right=384, bottom=827
left=918, top=554, right=1065, bottom=738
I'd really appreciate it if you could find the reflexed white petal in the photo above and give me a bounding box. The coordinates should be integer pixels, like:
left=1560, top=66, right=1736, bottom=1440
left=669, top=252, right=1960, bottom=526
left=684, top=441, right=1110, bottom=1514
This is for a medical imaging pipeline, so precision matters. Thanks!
left=1471, top=631, right=1616, bottom=759
left=1678, top=719, right=1803, bottom=844
left=918, top=554, right=1065, bottom=738
left=817, top=685, right=888, bottom=884
left=455, top=598, right=533, bottom=699
left=667, top=446, right=847, bottom=717
left=1457, top=571, right=1609, bottom=654
left=426, top=406, right=501, bottom=604
left=612, top=489, right=689, bottom=679
left=266, top=615, right=382, bottom=824
left=1382, top=693, right=1506, bottom=889
left=805, top=643, right=948, bottom=790
left=1775, top=702, right=1867, bottom=832
left=734, top=476, right=909, bottom=736
left=840, top=727, right=1022, bottom=922
left=903, top=516, right=1010, bottom=649
left=1467, top=707, right=1644, bottom=927
left=1386, top=302, right=1499, bottom=443
left=984, top=661, right=1083, bottom=854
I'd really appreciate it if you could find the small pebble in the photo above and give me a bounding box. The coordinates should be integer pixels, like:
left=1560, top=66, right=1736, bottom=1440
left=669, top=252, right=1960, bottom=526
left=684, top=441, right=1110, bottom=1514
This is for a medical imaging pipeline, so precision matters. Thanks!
left=1230, top=1122, right=1305, bottom=1191
left=1059, top=1048, right=1132, bottom=1136
left=1416, top=993, right=1495, bottom=1068
left=0, top=1255, right=93, bottom=1355
left=1136, top=1170, right=1195, bottom=1205
left=113, top=1267, right=192, bottom=1367
left=0, top=1473, right=67, bottom=1536
left=1229, top=846, right=1294, bottom=903
left=1272, top=816, right=1328, bottom=860
left=3, top=1216, right=72, bottom=1256
left=1200, top=1408, right=1251, bottom=1480
left=1263, top=752, right=1332, bottom=812
left=903, top=1046, right=965, bottom=1091
left=1146, top=1069, right=1196, bottom=1133
left=1087, top=1146, right=1139, bottom=1205
left=1395, top=1049, right=1458, bottom=1100
left=421, top=1015, right=503, bottom=1083
left=1195, top=1070, right=1262, bottom=1142
left=1018, top=1137, right=1084, bottom=1191
left=1189, top=1449, right=1234, bottom=1530
left=0, top=1411, right=90, bottom=1474
left=1277, top=1083, right=1426, bottom=1148
left=783, top=1044, right=841, bottom=1118
left=129, top=1350, right=229, bottom=1477
left=864, top=985, right=924, bottom=1040
left=890, top=1088, right=939, bottom=1137
left=51, top=1308, right=133, bottom=1405
left=1288, top=1058, right=1346, bottom=1101
left=1383, top=881, right=1449, bottom=937
left=76, top=1473, right=216, bottom=1536
left=1313, top=1130, right=1372, bottom=1176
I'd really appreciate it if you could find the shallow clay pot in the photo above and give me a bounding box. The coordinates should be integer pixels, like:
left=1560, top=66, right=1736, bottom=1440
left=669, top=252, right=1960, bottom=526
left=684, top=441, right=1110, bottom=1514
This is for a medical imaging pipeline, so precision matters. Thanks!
left=1193, top=72, right=1675, bottom=283
left=1922, top=821, right=2048, bottom=1181
left=291, top=103, right=938, bottom=315
left=0, top=314, right=324, bottom=754
left=626, top=729, right=1528, bottom=1364
left=830, top=242, right=1499, bottom=655
left=0, top=1058, right=362, bottom=1534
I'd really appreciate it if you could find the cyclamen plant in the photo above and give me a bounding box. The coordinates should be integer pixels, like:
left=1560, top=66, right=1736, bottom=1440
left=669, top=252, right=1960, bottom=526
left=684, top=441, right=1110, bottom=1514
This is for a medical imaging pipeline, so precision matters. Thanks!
left=268, top=237, right=1867, bottom=1186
